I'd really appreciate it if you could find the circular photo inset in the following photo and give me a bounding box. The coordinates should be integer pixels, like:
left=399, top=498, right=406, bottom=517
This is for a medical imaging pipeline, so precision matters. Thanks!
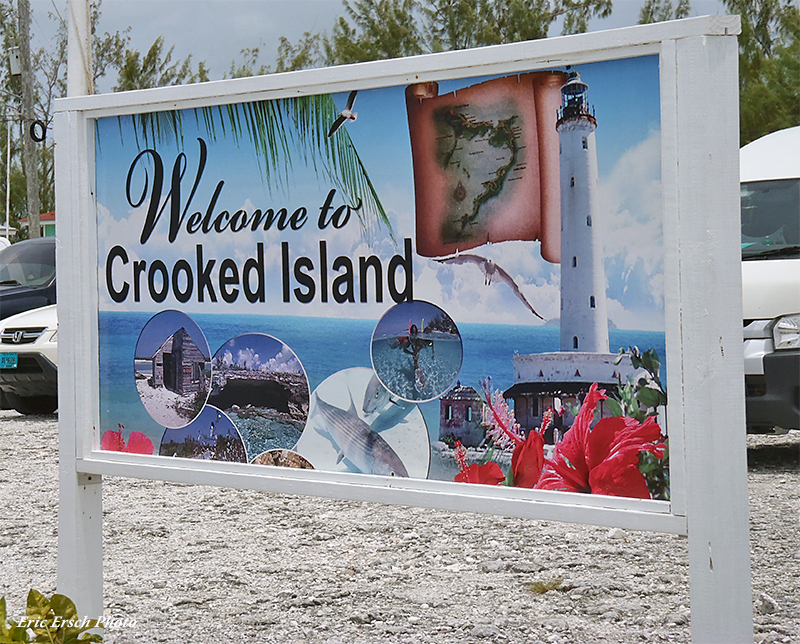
left=160, top=405, right=247, bottom=462
left=251, top=449, right=315, bottom=469
left=294, top=367, right=430, bottom=478
left=209, top=333, right=309, bottom=458
left=371, top=301, right=462, bottom=402
left=134, top=310, right=211, bottom=429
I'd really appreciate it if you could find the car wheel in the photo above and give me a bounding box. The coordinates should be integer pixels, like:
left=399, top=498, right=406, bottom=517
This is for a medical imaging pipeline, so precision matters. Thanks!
left=6, top=393, right=58, bottom=415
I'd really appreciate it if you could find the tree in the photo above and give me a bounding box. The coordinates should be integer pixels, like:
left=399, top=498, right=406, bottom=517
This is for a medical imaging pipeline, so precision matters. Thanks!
left=722, top=0, right=799, bottom=145
left=228, top=43, right=272, bottom=78
left=0, top=0, right=212, bottom=235
left=1, top=0, right=137, bottom=237
left=113, top=35, right=209, bottom=91
left=637, top=0, right=690, bottom=24
left=276, top=0, right=614, bottom=70
left=1, top=1, right=28, bottom=239
left=325, top=0, right=424, bottom=64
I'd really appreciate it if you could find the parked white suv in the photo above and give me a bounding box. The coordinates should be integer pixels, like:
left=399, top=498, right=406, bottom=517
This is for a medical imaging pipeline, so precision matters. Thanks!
left=741, top=127, right=800, bottom=433
left=0, top=304, right=58, bottom=415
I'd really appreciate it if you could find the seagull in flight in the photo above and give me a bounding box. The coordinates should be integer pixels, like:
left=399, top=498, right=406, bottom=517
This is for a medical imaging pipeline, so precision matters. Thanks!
left=435, top=253, right=544, bottom=320
left=328, top=91, right=358, bottom=137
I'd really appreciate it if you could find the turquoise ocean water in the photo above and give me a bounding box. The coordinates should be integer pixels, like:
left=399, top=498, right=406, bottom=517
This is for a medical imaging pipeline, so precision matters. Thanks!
left=98, top=311, right=666, bottom=456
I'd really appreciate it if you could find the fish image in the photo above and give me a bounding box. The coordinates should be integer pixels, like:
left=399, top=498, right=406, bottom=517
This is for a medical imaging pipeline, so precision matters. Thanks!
left=328, top=90, right=358, bottom=137
left=435, top=253, right=544, bottom=319
left=370, top=398, right=416, bottom=434
left=314, top=391, right=409, bottom=477
left=361, top=373, right=410, bottom=415
left=362, top=372, right=399, bottom=415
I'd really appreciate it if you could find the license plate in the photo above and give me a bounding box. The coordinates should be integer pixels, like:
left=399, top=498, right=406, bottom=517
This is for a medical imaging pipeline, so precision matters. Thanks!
left=0, top=353, right=18, bottom=369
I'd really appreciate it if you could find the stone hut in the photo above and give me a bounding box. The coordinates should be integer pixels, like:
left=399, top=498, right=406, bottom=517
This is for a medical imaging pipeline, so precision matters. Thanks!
left=151, top=327, right=207, bottom=395
left=439, top=382, right=484, bottom=447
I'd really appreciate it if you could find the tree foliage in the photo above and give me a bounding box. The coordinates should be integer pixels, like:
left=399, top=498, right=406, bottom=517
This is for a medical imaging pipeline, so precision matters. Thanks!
left=276, top=0, right=614, bottom=70
left=3, top=0, right=797, bottom=238
left=723, top=0, right=799, bottom=145
left=228, top=44, right=272, bottom=78
left=114, top=35, right=209, bottom=91
left=637, top=0, right=690, bottom=24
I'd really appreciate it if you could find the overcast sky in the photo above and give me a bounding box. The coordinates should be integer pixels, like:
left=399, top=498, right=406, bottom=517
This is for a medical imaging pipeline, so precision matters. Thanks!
left=30, top=0, right=728, bottom=90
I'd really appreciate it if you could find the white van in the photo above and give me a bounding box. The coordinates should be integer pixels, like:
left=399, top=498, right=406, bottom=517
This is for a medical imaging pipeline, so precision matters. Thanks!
left=741, top=126, right=800, bottom=433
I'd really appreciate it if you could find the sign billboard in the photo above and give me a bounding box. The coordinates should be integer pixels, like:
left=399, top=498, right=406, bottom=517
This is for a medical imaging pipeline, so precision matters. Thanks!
left=56, top=16, right=751, bottom=641
left=92, top=54, right=668, bottom=500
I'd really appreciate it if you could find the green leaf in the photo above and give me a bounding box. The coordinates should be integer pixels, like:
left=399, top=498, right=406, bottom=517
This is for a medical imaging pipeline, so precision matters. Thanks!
left=25, top=591, right=49, bottom=623
left=49, top=595, right=78, bottom=623
left=0, top=598, right=29, bottom=643
left=125, top=93, right=394, bottom=243
left=0, top=629, right=30, bottom=643
left=0, top=598, right=8, bottom=639
left=637, top=387, right=663, bottom=409
left=641, top=348, right=661, bottom=375
left=606, top=398, right=624, bottom=417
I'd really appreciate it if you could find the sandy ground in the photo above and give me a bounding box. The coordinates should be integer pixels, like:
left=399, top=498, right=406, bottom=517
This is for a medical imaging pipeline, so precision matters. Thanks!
left=0, top=410, right=797, bottom=643
left=136, top=379, right=196, bottom=428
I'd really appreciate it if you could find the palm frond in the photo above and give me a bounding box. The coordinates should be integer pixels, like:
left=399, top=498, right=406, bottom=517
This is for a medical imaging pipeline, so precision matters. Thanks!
left=287, top=93, right=393, bottom=241
left=118, top=92, right=393, bottom=241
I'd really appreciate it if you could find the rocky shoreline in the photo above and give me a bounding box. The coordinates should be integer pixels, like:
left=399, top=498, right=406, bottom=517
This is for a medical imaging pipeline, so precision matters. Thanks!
left=0, top=411, right=797, bottom=643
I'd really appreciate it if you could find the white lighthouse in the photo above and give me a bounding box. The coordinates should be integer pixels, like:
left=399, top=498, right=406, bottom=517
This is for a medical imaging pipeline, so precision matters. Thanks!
left=557, top=71, right=609, bottom=353
left=504, top=71, right=641, bottom=434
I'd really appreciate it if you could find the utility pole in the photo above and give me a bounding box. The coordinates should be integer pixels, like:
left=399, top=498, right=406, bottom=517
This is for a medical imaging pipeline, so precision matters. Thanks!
left=18, top=0, right=40, bottom=238
left=67, top=0, right=93, bottom=96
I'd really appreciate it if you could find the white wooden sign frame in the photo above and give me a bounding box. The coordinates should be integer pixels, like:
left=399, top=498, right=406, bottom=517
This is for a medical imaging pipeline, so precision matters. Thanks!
left=54, top=16, right=751, bottom=642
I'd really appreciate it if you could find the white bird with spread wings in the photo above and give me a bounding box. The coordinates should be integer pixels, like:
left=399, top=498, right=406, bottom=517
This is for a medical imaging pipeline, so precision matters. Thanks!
left=435, top=253, right=544, bottom=320
left=328, top=91, right=358, bottom=137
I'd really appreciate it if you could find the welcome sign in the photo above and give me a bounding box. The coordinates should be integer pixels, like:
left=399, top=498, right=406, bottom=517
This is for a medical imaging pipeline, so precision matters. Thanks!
left=57, top=17, right=752, bottom=642
left=92, top=54, right=667, bottom=496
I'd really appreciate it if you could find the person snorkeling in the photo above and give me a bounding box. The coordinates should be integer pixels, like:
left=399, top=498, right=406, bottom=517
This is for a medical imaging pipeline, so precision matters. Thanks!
left=388, top=319, right=435, bottom=393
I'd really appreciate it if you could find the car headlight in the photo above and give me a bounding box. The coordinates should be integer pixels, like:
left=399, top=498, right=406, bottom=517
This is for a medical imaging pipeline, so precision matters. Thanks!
left=772, top=314, right=800, bottom=350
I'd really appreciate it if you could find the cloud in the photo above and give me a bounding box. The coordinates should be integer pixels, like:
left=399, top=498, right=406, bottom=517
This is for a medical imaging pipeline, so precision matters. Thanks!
left=599, top=128, right=665, bottom=330
left=600, top=129, right=663, bottom=273
left=266, top=344, right=304, bottom=374
left=413, top=251, right=560, bottom=326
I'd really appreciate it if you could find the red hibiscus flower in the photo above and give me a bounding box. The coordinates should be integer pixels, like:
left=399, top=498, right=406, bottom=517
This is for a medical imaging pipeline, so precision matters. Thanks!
left=511, top=408, right=552, bottom=488
left=454, top=462, right=505, bottom=485
left=101, top=424, right=154, bottom=455
left=511, top=432, right=544, bottom=487
left=535, top=384, right=665, bottom=498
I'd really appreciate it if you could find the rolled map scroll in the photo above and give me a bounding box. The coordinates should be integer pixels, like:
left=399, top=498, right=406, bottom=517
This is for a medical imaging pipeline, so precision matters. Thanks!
left=406, top=72, right=566, bottom=262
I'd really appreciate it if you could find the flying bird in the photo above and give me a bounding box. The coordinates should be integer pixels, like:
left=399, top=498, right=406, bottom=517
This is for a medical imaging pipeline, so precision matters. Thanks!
left=435, top=253, right=544, bottom=320
left=327, top=90, right=358, bottom=137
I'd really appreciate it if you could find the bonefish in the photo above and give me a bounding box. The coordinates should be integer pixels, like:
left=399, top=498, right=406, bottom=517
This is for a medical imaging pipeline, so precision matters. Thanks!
left=314, top=392, right=409, bottom=477
left=362, top=373, right=396, bottom=414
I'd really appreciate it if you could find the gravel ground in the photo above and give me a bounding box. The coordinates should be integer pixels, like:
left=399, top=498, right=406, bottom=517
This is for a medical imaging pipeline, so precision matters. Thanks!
left=0, top=410, right=797, bottom=643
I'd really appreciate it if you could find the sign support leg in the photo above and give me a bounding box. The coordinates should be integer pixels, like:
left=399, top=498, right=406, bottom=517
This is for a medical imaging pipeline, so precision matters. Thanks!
left=673, top=33, right=754, bottom=642
left=58, top=465, right=103, bottom=616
